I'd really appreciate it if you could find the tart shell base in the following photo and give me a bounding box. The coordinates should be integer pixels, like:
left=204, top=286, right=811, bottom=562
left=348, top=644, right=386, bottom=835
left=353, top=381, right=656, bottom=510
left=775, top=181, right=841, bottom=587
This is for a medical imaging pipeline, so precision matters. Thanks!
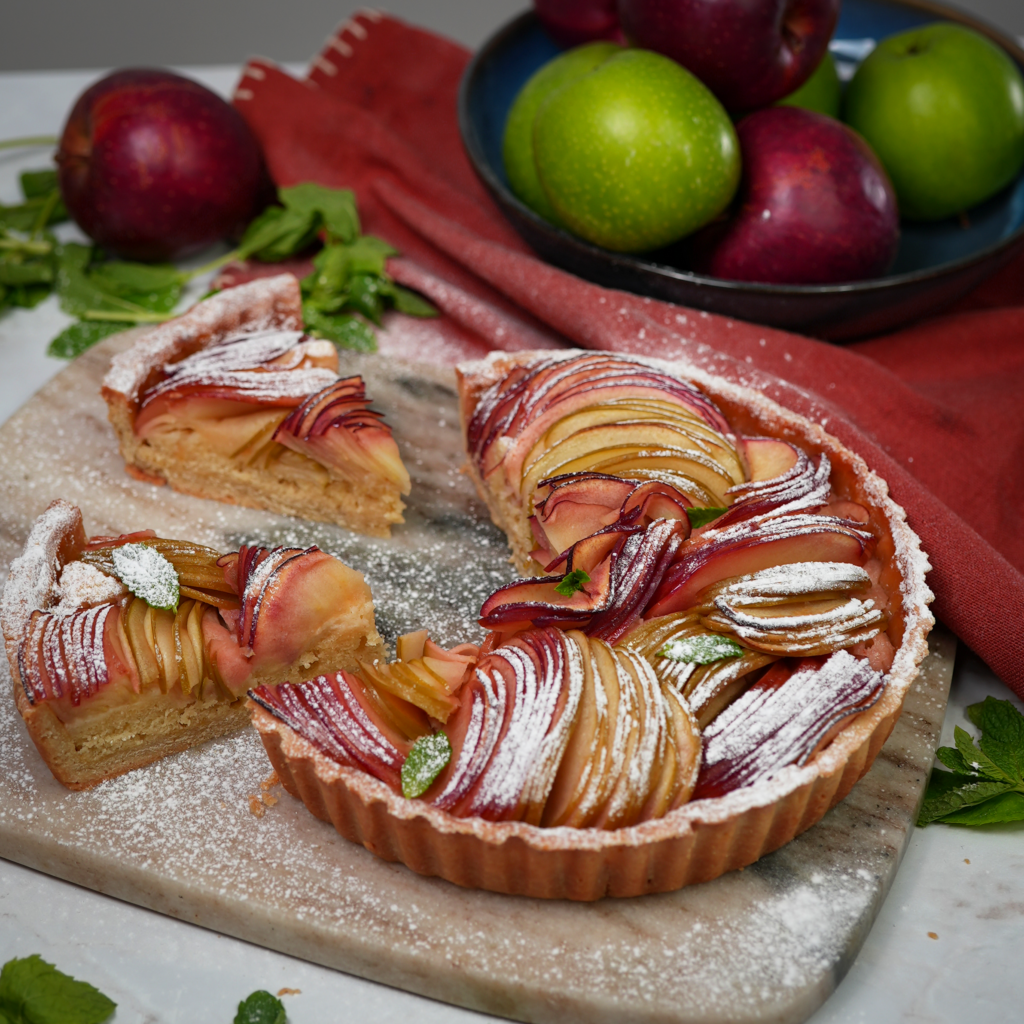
left=252, top=698, right=898, bottom=900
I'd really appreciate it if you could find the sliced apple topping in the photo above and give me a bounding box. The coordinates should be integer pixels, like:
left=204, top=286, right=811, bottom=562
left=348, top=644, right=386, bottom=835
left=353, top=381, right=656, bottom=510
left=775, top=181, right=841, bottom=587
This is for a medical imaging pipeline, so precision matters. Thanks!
left=273, top=377, right=411, bottom=493
left=618, top=613, right=777, bottom=728
left=80, top=537, right=238, bottom=609
left=465, top=354, right=737, bottom=490
left=709, top=449, right=833, bottom=530
left=692, top=650, right=886, bottom=800
left=530, top=473, right=693, bottom=570
left=693, top=562, right=889, bottom=656
left=250, top=671, right=416, bottom=792
left=480, top=518, right=688, bottom=643
left=647, top=512, right=875, bottom=618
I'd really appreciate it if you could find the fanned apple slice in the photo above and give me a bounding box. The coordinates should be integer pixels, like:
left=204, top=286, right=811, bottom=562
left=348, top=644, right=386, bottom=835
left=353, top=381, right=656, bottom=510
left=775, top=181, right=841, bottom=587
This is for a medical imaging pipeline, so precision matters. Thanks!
left=648, top=513, right=874, bottom=618
left=692, top=650, right=886, bottom=800
left=250, top=672, right=414, bottom=793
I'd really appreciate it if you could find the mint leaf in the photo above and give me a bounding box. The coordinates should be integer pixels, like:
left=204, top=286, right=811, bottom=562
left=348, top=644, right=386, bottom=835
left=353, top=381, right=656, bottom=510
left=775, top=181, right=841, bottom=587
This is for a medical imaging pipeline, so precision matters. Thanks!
left=917, top=768, right=1014, bottom=825
left=953, top=724, right=1009, bottom=782
left=0, top=955, right=115, bottom=1024
left=301, top=306, right=377, bottom=352
left=686, top=506, right=727, bottom=528
left=934, top=744, right=974, bottom=776
left=658, top=633, right=745, bottom=665
left=234, top=990, right=286, bottom=1024
left=280, top=183, right=360, bottom=244
left=402, top=732, right=451, bottom=798
left=391, top=284, right=438, bottom=318
left=111, top=543, right=179, bottom=611
left=237, top=206, right=319, bottom=263
left=554, top=568, right=591, bottom=597
left=932, top=790, right=1024, bottom=826
left=47, top=320, right=124, bottom=359
left=967, top=697, right=1024, bottom=782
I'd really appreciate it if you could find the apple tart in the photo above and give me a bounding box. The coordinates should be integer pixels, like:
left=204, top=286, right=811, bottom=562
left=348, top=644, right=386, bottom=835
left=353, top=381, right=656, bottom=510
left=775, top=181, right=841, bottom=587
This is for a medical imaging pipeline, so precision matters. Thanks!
left=102, top=274, right=410, bottom=538
left=1, top=499, right=384, bottom=789
left=247, top=350, right=933, bottom=899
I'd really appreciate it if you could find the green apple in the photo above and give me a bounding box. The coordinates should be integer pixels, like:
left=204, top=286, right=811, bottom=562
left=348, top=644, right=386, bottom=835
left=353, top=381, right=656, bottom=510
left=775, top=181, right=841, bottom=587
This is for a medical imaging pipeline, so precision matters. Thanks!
left=503, top=42, right=622, bottom=225
left=844, top=23, right=1024, bottom=221
left=777, top=51, right=841, bottom=118
left=532, top=49, right=741, bottom=252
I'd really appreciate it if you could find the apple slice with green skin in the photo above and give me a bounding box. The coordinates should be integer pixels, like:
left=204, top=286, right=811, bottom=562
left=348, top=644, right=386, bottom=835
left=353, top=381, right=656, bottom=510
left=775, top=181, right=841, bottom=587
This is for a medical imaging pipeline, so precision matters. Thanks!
left=648, top=514, right=873, bottom=618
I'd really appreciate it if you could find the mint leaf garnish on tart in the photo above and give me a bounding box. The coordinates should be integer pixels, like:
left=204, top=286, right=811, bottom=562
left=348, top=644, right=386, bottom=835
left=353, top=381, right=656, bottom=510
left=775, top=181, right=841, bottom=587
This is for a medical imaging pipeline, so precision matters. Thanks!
left=686, top=506, right=728, bottom=528
left=658, top=634, right=746, bottom=665
left=110, top=543, right=179, bottom=612
left=0, top=954, right=116, bottom=1024
left=919, top=697, right=1024, bottom=826
left=554, top=568, right=591, bottom=596
left=401, top=731, right=452, bottom=799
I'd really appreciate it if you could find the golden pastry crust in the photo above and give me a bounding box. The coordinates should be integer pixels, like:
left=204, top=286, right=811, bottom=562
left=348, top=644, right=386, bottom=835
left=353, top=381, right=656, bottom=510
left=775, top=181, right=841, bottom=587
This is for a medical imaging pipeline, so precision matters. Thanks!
left=250, top=350, right=934, bottom=899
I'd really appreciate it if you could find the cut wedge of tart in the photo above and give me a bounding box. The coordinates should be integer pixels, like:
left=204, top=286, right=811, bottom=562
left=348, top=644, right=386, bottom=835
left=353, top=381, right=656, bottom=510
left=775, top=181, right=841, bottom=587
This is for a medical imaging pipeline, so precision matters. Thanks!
left=248, top=350, right=933, bottom=900
left=102, top=275, right=411, bottom=538
left=0, top=500, right=384, bottom=790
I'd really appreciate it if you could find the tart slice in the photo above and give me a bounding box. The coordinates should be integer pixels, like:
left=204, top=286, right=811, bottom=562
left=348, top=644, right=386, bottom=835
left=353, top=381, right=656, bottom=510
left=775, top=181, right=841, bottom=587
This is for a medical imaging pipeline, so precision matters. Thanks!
left=102, top=274, right=411, bottom=538
left=0, top=500, right=384, bottom=789
left=241, top=349, right=934, bottom=900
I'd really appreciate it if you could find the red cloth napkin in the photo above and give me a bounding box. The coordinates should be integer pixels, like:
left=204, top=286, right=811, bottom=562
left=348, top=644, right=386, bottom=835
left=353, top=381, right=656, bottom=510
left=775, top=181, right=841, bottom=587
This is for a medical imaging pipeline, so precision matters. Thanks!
left=230, top=12, right=1024, bottom=696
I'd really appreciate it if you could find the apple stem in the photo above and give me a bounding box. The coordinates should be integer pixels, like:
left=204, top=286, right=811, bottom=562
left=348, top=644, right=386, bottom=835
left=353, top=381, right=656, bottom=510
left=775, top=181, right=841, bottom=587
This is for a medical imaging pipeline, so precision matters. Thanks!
left=182, top=248, right=240, bottom=282
left=0, top=237, right=51, bottom=255
left=0, top=135, right=58, bottom=151
left=80, top=309, right=169, bottom=324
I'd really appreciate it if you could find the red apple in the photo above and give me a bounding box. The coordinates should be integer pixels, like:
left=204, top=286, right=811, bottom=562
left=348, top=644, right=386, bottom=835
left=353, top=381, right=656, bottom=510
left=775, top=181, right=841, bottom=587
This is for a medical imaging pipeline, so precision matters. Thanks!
left=617, top=0, right=839, bottom=113
left=56, top=68, right=267, bottom=261
left=534, top=0, right=623, bottom=46
left=691, top=108, right=900, bottom=285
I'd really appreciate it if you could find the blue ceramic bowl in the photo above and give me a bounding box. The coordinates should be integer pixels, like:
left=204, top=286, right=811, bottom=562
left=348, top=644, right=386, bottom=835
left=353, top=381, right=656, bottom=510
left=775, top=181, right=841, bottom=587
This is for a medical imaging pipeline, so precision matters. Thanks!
left=459, top=0, right=1024, bottom=341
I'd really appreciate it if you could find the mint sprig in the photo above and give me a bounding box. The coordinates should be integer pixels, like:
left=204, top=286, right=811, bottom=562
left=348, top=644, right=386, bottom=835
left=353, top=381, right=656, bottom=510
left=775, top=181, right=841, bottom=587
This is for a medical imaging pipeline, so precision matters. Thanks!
left=0, top=955, right=115, bottom=1024
left=401, top=732, right=451, bottom=799
left=918, top=697, right=1024, bottom=826
left=234, top=990, right=287, bottom=1024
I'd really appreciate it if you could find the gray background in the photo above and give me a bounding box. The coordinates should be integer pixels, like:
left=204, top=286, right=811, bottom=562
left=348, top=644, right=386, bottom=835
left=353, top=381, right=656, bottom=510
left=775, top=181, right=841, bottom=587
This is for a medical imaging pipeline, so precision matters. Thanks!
left=1, top=0, right=1021, bottom=71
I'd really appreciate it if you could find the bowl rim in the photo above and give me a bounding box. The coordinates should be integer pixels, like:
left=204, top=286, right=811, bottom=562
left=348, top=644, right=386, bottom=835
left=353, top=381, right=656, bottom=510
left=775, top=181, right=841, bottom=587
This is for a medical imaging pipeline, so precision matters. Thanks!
left=457, top=0, right=1024, bottom=300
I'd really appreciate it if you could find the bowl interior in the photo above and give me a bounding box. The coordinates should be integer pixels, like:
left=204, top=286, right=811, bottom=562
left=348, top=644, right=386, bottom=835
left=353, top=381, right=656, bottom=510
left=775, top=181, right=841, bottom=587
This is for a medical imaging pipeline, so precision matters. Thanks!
left=468, top=0, right=1024, bottom=279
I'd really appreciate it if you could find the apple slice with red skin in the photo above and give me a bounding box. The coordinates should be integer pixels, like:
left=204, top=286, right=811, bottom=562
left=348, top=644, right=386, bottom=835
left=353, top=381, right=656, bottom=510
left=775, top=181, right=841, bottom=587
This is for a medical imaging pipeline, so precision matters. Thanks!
left=468, top=355, right=733, bottom=482
left=648, top=514, right=873, bottom=619
left=709, top=451, right=831, bottom=531
left=692, top=650, right=885, bottom=799
left=251, top=672, right=414, bottom=792
left=274, top=378, right=410, bottom=491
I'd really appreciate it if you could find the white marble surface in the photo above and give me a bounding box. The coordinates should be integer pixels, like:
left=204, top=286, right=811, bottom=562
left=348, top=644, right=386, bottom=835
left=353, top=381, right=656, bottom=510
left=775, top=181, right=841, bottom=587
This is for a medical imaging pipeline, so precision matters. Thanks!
left=1, top=44, right=1023, bottom=1024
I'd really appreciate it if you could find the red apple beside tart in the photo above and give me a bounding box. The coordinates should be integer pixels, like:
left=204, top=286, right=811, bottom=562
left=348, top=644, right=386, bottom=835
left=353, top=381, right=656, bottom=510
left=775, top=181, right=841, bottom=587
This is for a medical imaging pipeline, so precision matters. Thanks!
left=247, top=351, right=934, bottom=899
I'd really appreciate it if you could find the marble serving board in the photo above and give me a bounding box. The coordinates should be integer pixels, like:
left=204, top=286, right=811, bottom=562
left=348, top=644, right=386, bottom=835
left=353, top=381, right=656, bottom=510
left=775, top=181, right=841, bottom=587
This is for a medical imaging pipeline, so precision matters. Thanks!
left=0, top=333, right=955, bottom=1024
